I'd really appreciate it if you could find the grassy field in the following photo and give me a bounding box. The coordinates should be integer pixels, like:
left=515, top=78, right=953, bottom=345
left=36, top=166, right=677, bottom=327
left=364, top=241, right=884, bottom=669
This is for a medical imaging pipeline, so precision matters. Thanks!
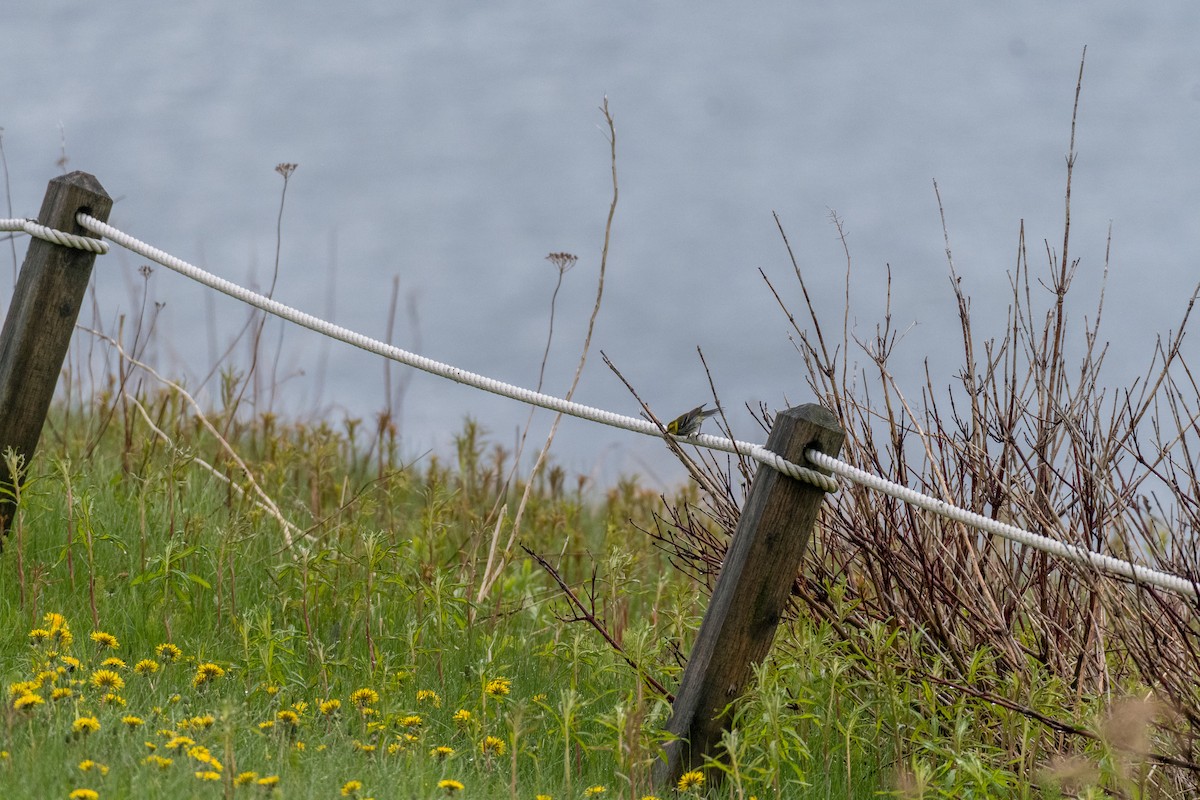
left=1, top=405, right=896, bottom=799
left=6, top=72, right=1200, bottom=799
left=2, top=382, right=1196, bottom=799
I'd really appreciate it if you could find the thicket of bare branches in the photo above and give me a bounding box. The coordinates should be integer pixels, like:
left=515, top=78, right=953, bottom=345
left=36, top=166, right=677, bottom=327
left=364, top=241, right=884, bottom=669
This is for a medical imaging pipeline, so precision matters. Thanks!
left=645, top=56, right=1200, bottom=792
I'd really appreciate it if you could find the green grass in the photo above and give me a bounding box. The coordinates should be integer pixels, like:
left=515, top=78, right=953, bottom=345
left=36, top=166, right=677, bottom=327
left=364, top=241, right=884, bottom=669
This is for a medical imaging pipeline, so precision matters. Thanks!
left=1, top=385, right=1190, bottom=798
left=1, top=404, right=892, bottom=800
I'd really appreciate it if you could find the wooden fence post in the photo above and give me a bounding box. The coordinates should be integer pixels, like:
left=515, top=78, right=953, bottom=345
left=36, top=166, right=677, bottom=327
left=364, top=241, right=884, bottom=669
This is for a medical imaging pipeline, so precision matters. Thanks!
left=0, top=171, right=112, bottom=544
left=653, top=403, right=844, bottom=789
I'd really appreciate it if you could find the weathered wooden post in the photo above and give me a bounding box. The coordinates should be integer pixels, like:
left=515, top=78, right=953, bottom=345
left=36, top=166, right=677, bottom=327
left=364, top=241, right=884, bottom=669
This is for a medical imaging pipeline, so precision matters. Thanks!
left=653, top=403, right=844, bottom=788
left=0, top=171, right=112, bottom=545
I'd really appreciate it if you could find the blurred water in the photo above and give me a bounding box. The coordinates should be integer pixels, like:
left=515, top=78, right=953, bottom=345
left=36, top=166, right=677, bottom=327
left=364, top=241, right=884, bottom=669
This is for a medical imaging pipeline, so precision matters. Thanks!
left=3, top=3, right=1199, bottom=489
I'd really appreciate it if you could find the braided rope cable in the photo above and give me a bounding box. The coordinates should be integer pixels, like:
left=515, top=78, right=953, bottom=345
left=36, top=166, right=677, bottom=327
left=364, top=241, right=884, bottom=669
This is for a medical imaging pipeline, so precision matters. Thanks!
left=72, top=213, right=1197, bottom=599
left=806, top=449, right=1198, bottom=599
left=0, top=217, right=110, bottom=254
left=75, top=213, right=840, bottom=493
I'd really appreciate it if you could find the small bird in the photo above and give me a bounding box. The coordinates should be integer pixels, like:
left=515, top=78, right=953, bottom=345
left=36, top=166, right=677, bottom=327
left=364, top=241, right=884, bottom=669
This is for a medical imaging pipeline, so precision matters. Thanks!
left=665, top=404, right=720, bottom=437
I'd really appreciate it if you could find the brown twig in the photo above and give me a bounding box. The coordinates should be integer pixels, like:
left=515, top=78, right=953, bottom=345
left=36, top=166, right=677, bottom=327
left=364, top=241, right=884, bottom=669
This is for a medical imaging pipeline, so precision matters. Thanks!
left=522, top=543, right=673, bottom=702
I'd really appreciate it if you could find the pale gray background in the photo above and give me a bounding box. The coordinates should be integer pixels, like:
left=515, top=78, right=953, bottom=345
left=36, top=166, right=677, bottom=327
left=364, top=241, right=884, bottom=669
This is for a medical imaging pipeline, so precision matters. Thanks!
left=3, top=3, right=1198, bottom=489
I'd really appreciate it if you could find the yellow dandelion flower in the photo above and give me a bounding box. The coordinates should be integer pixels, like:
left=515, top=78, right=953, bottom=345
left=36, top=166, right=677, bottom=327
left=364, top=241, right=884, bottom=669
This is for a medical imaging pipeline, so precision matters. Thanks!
left=430, top=745, right=455, bottom=760
left=91, top=670, right=124, bottom=692
left=122, top=715, right=145, bottom=728
left=484, top=677, right=511, bottom=697
left=72, top=716, right=101, bottom=735
left=191, top=714, right=215, bottom=729
left=100, top=657, right=126, bottom=670
left=479, top=736, right=506, bottom=756
left=264, top=684, right=280, bottom=696
left=164, top=736, right=195, bottom=751
left=192, top=662, right=225, bottom=687
left=677, top=770, right=705, bottom=792
left=398, top=714, right=422, bottom=729
left=416, top=689, right=441, bottom=707
left=351, top=740, right=377, bottom=753
left=8, top=680, right=39, bottom=698
left=235, top=772, right=259, bottom=785
left=14, top=692, right=44, bottom=711
left=102, top=694, right=126, bottom=706
left=51, top=687, right=74, bottom=701
left=294, top=741, right=305, bottom=751
left=291, top=700, right=308, bottom=714
left=187, top=745, right=213, bottom=762
left=438, top=779, right=464, bottom=794
left=386, top=742, right=405, bottom=756
left=134, top=659, right=159, bottom=675
left=276, top=710, right=299, bottom=726
left=195, top=770, right=221, bottom=781
left=90, top=631, right=119, bottom=649
left=536, top=796, right=552, bottom=800
left=349, top=688, right=379, bottom=708
left=319, top=699, right=342, bottom=716
left=341, top=780, right=363, bottom=796
left=156, top=643, right=182, bottom=662
left=584, top=787, right=607, bottom=797
left=78, top=760, right=109, bottom=775
left=144, top=754, right=173, bottom=769
left=68, top=790, right=99, bottom=800
left=640, top=796, right=663, bottom=800
left=258, top=720, right=275, bottom=731
left=256, top=775, right=280, bottom=787
left=47, top=614, right=73, bottom=640
left=28, top=628, right=51, bottom=645
left=452, top=709, right=471, bottom=727
left=62, top=656, right=82, bottom=672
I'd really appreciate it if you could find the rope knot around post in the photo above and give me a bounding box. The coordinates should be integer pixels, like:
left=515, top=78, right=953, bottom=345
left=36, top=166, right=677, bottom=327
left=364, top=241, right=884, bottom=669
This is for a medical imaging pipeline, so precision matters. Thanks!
left=0, top=216, right=110, bottom=254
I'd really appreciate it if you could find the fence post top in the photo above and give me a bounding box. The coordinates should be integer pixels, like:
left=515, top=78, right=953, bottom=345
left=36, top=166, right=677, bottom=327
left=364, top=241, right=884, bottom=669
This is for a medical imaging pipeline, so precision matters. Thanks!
left=778, top=403, right=838, bottom=427
left=48, top=171, right=109, bottom=199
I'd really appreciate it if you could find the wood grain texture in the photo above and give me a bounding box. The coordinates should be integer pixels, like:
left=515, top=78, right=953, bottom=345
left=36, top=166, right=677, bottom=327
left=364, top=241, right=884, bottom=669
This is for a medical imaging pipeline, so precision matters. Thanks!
left=0, top=171, right=112, bottom=540
left=654, top=403, right=844, bottom=787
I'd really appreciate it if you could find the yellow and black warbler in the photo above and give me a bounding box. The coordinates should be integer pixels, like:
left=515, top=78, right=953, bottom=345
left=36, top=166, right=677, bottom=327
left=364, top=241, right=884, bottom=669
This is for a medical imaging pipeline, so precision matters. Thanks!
left=665, top=404, right=720, bottom=437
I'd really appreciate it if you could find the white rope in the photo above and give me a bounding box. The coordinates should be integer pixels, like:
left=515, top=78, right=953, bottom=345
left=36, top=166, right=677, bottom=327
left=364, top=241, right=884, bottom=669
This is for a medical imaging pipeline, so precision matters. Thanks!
left=71, top=212, right=1197, bottom=599
left=0, top=217, right=109, bottom=254
left=805, top=449, right=1198, bottom=599
left=74, top=213, right=840, bottom=493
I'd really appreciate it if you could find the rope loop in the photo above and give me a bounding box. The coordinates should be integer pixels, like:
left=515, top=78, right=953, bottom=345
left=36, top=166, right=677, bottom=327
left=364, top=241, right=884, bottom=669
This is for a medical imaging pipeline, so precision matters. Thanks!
left=749, top=446, right=839, bottom=493
left=0, top=217, right=109, bottom=254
